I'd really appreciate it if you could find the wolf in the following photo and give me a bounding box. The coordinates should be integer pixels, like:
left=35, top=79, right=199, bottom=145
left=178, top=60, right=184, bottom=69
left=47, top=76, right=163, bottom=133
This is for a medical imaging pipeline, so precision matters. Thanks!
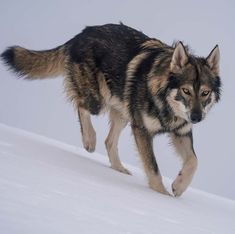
left=1, top=23, right=221, bottom=196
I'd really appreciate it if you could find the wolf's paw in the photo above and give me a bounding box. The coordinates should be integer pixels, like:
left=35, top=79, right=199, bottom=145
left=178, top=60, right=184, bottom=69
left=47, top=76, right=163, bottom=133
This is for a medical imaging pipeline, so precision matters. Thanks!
left=111, top=165, right=132, bottom=175
left=149, top=177, right=171, bottom=196
left=172, top=158, right=197, bottom=197
left=150, top=184, right=171, bottom=196
left=82, top=129, right=96, bottom=153
left=171, top=173, right=189, bottom=197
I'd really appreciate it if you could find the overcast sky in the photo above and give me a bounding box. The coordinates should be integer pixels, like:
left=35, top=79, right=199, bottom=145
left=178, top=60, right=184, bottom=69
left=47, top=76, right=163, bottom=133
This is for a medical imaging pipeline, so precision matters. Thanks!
left=0, top=0, right=234, bottom=199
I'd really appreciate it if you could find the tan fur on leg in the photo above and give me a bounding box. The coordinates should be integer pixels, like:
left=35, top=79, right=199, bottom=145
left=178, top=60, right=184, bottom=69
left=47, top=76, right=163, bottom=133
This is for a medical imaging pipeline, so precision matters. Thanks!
left=105, top=109, right=130, bottom=174
left=132, top=126, right=170, bottom=195
left=78, top=108, right=96, bottom=153
left=170, top=133, right=198, bottom=196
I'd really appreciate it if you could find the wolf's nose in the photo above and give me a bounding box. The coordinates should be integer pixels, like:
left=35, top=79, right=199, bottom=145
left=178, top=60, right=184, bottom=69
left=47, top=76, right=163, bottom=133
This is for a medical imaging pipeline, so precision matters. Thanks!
left=190, top=112, right=202, bottom=124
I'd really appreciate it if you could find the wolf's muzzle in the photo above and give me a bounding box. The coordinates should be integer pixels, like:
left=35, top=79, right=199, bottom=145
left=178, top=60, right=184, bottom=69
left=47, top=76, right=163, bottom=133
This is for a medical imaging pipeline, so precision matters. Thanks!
left=190, top=112, right=202, bottom=124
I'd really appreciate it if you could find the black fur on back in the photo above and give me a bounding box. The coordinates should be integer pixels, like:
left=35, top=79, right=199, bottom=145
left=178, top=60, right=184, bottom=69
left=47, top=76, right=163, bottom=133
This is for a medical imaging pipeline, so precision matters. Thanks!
left=68, top=24, right=150, bottom=98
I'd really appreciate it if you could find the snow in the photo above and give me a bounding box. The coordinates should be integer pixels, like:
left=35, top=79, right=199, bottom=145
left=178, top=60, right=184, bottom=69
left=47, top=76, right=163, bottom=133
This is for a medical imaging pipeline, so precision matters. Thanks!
left=0, top=124, right=234, bottom=234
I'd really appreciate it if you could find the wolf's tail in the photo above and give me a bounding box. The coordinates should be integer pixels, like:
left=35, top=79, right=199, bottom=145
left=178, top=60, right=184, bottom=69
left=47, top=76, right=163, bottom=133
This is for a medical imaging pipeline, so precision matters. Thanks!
left=1, top=44, right=67, bottom=79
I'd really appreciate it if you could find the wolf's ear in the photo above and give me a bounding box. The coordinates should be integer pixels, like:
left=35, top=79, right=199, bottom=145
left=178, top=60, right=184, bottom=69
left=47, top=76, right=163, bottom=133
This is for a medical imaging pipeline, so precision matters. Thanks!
left=206, top=45, right=220, bottom=75
left=170, top=42, right=188, bottom=72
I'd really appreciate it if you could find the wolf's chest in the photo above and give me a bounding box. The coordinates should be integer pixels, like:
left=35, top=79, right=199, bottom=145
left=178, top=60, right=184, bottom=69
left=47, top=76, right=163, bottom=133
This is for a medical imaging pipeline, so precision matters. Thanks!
left=142, top=113, right=192, bottom=135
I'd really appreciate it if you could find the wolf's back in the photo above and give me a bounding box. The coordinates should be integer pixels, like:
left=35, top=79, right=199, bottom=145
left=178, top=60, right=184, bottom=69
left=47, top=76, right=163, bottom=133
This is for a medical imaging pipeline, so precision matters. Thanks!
left=1, top=45, right=67, bottom=79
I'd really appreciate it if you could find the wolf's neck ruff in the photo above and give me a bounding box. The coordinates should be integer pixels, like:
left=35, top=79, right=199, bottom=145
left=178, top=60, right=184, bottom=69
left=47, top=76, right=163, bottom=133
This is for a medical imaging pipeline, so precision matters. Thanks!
left=1, top=23, right=221, bottom=196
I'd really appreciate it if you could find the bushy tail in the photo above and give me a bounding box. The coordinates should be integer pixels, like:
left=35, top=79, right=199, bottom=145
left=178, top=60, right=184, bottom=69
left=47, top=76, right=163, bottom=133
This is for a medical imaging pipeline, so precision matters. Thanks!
left=1, top=45, right=67, bottom=79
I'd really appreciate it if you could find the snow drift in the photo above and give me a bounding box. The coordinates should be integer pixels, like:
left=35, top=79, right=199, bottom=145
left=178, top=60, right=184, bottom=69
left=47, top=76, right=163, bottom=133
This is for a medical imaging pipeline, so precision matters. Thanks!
left=0, top=123, right=234, bottom=234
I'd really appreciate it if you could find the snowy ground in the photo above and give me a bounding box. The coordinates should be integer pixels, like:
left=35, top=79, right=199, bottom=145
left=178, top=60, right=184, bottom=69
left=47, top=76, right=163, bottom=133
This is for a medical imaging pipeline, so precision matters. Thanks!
left=0, top=124, right=234, bottom=234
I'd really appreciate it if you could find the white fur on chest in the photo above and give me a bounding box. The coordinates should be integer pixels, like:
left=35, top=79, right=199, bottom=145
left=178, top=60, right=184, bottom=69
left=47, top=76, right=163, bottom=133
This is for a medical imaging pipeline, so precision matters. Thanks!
left=142, top=113, right=192, bottom=135
left=142, top=113, right=162, bottom=133
left=174, top=122, right=192, bottom=135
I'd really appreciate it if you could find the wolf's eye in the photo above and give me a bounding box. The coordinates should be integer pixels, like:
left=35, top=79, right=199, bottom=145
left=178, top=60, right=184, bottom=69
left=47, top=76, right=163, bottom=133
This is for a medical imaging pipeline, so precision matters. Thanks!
left=201, top=90, right=210, bottom=97
left=182, top=88, right=191, bottom=96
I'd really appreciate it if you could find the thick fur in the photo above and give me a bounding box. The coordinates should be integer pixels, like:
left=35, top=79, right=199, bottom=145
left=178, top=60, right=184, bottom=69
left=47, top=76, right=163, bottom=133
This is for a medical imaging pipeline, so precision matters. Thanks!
left=1, top=23, right=221, bottom=196
left=1, top=45, right=67, bottom=79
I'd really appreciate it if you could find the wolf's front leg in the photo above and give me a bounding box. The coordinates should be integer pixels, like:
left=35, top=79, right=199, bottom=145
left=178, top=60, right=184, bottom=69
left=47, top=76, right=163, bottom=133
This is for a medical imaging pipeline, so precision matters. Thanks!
left=170, top=132, right=198, bottom=197
left=132, top=126, right=170, bottom=195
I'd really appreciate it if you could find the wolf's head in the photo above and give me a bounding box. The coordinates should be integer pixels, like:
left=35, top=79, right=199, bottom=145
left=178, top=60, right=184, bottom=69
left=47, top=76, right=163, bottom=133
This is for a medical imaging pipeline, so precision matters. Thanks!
left=166, top=42, right=221, bottom=124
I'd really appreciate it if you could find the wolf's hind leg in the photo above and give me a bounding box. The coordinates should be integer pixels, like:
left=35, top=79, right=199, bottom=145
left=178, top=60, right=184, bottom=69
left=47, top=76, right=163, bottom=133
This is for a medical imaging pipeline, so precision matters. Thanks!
left=78, top=108, right=96, bottom=153
left=105, top=109, right=130, bottom=175
left=170, top=132, right=198, bottom=197
left=64, top=61, right=101, bottom=153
